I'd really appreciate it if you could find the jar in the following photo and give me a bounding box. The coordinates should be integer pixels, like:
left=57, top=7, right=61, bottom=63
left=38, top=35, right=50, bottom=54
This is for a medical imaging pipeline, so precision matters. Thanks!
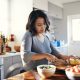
left=0, top=38, right=5, bottom=55
left=10, top=34, right=15, bottom=41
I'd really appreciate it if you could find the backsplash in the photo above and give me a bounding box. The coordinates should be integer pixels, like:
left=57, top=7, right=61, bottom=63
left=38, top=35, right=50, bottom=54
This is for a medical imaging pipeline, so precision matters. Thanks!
left=68, top=42, right=80, bottom=56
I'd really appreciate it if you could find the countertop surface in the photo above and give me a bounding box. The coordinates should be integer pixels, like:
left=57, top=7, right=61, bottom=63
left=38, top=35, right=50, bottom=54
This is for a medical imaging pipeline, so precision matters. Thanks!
left=6, top=70, right=69, bottom=80
left=0, top=52, right=20, bottom=65
left=0, top=52, right=20, bottom=58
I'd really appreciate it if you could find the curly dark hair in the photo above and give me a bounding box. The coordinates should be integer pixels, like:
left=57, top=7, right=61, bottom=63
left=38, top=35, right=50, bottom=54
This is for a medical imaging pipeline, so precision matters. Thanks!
left=26, top=10, right=50, bottom=35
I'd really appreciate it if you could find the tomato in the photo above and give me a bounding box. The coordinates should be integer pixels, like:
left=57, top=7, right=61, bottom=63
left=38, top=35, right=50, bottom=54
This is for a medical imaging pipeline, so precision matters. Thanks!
left=66, top=65, right=80, bottom=73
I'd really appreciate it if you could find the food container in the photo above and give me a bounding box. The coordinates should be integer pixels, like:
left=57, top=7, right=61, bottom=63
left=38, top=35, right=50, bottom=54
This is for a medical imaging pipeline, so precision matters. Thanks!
left=65, top=65, right=80, bottom=80
left=37, top=65, right=56, bottom=79
left=69, top=58, right=80, bottom=66
left=14, top=45, right=20, bottom=52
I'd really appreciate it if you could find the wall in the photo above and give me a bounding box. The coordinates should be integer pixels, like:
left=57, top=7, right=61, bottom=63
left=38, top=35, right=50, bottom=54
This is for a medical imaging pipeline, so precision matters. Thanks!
left=53, top=18, right=64, bottom=41
left=10, top=0, right=33, bottom=44
left=48, top=17, right=64, bottom=42
left=63, top=1, right=80, bottom=56
left=48, top=16, right=63, bottom=41
left=54, top=1, right=80, bottom=43
left=0, top=0, right=8, bottom=35
left=63, top=1, right=80, bottom=43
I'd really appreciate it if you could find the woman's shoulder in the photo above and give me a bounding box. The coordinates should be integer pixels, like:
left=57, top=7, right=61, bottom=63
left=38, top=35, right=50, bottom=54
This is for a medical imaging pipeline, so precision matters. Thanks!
left=25, top=31, right=32, bottom=36
left=22, top=31, right=32, bottom=40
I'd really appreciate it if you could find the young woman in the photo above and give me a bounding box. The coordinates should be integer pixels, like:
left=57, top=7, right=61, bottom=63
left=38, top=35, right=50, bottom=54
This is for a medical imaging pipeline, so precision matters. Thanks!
left=21, top=10, right=69, bottom=71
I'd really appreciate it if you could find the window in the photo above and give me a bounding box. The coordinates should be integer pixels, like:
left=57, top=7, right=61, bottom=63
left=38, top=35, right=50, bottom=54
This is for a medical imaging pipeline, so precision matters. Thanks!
left=72, top=19, right=80, bottom=41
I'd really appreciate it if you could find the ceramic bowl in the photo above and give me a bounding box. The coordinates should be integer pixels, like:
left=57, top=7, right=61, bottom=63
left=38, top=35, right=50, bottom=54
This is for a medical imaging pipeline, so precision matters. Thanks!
left=37, top=64, right=56, bottom=79
left=65, top=65, right=80, bottom=80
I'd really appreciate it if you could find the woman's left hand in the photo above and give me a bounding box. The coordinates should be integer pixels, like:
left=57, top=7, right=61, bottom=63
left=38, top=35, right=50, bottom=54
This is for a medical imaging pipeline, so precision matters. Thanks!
left=54, top=59, right=67, bottom=66
left=61, top=55, right=70, bottom=60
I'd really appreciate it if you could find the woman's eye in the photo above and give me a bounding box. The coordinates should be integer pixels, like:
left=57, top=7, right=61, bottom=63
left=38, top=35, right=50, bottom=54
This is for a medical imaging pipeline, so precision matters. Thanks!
left=38, top=25, right=42, bottom=26
left=38, top=24, right=45, bottom=27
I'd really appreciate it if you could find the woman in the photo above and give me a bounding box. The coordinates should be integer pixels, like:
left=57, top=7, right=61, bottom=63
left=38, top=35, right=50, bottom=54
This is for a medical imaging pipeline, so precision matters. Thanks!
left=21, top=10, right=69, bottom=71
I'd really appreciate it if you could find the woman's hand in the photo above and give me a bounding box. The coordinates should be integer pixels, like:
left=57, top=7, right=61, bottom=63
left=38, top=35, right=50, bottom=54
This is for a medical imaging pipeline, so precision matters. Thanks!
left=54, top=59, right=67, bottom=66
left=44, top=53, right=67, bottom=66
left=61, top=55, right=70, bottom=60
left=45, top=53, right=58, bottom=63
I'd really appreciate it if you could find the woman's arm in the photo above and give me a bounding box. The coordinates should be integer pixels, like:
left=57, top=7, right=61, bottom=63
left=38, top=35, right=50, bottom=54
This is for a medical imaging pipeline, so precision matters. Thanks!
left=31, top=53, right=58, bottom=63
left=50, top=43, right=62, bottom=58
left=50, top=43, right=70, bottom=60
left=21, top=32, right=36, bottom=62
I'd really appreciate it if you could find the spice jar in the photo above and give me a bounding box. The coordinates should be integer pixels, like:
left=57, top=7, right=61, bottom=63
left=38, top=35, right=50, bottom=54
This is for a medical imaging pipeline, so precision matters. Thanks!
left=0, top=35, right=6, bottom=55
left=10, top=34, right=15, bottom=41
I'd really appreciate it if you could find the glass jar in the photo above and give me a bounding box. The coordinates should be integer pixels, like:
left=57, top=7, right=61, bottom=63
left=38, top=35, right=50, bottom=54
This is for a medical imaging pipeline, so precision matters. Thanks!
left=10, top=34, right=15, bottom=41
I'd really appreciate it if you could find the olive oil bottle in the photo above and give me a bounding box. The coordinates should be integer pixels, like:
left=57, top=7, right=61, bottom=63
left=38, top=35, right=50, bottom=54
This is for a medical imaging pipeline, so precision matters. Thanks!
left=0, top=32, right=6, bottom=55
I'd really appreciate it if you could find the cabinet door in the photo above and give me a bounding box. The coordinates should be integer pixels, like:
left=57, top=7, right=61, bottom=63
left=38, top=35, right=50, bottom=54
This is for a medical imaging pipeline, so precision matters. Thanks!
left=12, top=55, right=22, bottom=64
left=48, top=2, right=63, bottom=19
left=33, top=0, right=48, bottom=11
left=3, top=57, right=13, bottom=78
left=0, top=65, right=4, bottom=80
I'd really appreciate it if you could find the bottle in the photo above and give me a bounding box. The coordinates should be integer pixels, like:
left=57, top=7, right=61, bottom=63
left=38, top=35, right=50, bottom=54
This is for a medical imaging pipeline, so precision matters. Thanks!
left=8, top=34, right=15, bottom=52
left=0, top=32, right=3, bottom=54
left=57, top=40, right=60, bottom=47
left=2, top=35, right=6, bottom=54
left=0, top=32, right=6, bottom=55
left=10, top=34, right=15, bottom=41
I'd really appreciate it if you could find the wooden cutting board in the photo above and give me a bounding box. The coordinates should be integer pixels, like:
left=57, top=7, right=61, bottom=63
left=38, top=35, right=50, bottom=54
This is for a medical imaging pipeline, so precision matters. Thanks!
left=7, top=70, right=68, bottom=80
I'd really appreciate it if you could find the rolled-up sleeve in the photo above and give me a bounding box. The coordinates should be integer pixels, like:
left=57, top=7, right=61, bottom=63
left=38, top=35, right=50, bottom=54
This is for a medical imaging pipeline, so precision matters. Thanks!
left=20, top=32, right=36, bottom=66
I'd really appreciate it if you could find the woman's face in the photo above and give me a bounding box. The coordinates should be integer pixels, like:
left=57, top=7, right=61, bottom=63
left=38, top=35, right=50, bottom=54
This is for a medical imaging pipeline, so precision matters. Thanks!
left=35, top=17, right=46, bottom=34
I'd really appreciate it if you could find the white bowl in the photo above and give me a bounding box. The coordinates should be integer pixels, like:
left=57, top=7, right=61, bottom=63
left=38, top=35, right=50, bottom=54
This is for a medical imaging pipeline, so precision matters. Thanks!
left=65, top=66, right=80, bottom=80
left=37, top=64, right=56, bottom=78
left=65, top=69, right=75, bottom=80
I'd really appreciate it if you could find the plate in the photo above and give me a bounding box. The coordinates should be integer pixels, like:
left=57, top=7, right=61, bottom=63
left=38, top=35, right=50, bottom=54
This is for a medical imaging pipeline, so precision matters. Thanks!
left=65, top=70, right=80, bottom=80
left=22, top=71, right=35, bottom=79
left=56, top=66, right=66, bottom=70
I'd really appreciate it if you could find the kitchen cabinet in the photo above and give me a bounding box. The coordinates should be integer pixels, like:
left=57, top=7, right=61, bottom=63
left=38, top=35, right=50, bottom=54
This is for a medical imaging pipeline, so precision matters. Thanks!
left=12, top=54, right=22, bottom=64
left=3, top=57, right=12, bottom=77
left=0, top=53, right=22, bottom=79
left=48, top=2, right=63, bottom=19
left=0, top=58, right=4, bottom=80
left=33, top=0, right=48, bottom=11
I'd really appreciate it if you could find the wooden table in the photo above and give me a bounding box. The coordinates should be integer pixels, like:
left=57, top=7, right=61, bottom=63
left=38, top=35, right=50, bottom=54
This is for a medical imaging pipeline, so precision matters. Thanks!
left=6, top=69, right=80, bottom=80
left=6, top=69, right=70, bottom=80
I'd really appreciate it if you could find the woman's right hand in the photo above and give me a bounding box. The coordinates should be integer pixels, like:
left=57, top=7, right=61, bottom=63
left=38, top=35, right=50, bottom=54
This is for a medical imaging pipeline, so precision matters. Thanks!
left=44, top=53, right=67, bottom=66
left=45, top=53, right=58, bottom=63
left=54, top=59, right=67, bottom=66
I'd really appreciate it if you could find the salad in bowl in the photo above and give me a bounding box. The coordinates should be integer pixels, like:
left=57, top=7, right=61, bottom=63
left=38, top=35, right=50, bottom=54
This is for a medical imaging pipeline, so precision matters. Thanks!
left=37, top=64, right=56, bottom=78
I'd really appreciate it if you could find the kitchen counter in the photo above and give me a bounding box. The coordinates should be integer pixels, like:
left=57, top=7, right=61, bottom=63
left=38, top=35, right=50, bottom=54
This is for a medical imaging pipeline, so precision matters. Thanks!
left=6, top=70, right=68, bottom=80
left=0, top=52, right=22, bottom=79
left=0, top=52, right=21, bottom=66
left=0, top=52, right=20, bottom=58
